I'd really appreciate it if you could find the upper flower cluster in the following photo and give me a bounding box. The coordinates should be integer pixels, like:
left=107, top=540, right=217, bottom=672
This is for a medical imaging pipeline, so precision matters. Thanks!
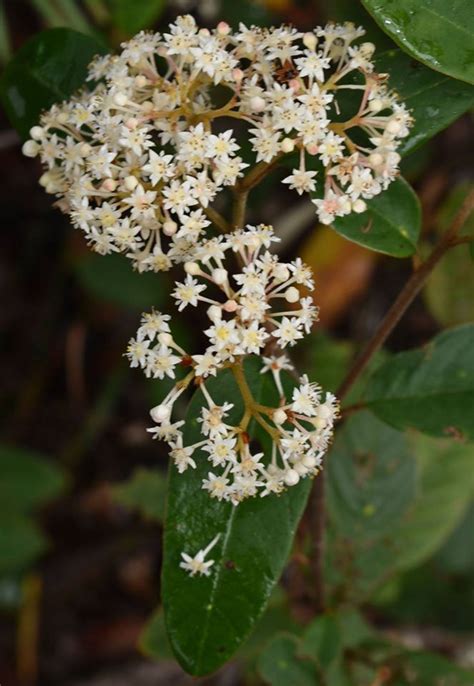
left=23, top=15, right=412, bottom=271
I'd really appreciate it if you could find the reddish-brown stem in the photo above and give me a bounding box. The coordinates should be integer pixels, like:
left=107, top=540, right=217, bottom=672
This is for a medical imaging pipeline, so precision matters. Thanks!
left=307, top=186, right=474, bottom=615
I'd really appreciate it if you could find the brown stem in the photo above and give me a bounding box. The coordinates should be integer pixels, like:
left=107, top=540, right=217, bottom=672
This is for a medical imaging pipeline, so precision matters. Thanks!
left=307, top=186, right=474, bottom=615
left=202, top=204, right=232, bottom=234
left=337, top=186, right=474, bottom=401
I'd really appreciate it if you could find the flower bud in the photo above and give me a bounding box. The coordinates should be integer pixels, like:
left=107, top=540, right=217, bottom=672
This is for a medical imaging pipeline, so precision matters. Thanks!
left=163, top=220, right=178, bottom=236
left=158, top=332, right=173, bottom=346
left=302, top=455, right=317, bottom=468
left=386, top=119, right=402, bottom=135
left=352, top=199, right=367, bottom=214
left=250, top=96, right=266, bottom=112
left=124, top=175, right=138, bottom=190
left=212, top=268, right=228, bottom=285
left=369, top=98, right=383, bottom=113
left=273, top=264, right=290, bottom=282
left=303, top=32, right=317, bottom=51
left=273, top=408, right=287, bottom=425
left=29, top=126, right=44, bottom=140
left=102, top=178, right=117, bottom=192
left=22, top=140, right=39, bottom=157
left=217, top=21, right=231, bottom=35
left=284, top=469, right=300, bottom=486
left=207, top=305, right=222, bottom=321
left=232, top=68, right=244, bottom=83
left=369, top=152, right=384, bottom=167
left=184, top=261, right=201, bottom=275
left=281, top=137, right=295, bottom=153
left=223, top=299, right=238, bottom=313
left=113, top=92, right=128, bottom=107
left=285, top=286, right=300, bottom=303
left=150, top=404, right=171, bottom=422
left=135, top=75, right=148, bottom=88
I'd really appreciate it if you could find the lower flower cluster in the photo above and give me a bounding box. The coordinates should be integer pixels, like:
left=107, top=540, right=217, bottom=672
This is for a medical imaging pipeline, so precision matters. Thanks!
left=127, top=225, right=338, bottom=504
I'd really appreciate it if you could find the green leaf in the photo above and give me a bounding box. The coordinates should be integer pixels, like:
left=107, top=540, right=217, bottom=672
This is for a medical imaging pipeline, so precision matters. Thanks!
left=393, top=651, right=474, bottom=686
left=375, top=49, right=474, bottom=156
left=113, top=468, right=167, bottom=522
left=393, top=434, right=474, bottom=570
left=437, top=503, right=474, bottom=574
left=0, top=28, right=106, bottom=139
left=362, top=0, right=474, bottom=85
left=139, top=608, right=174, bottom=660
left=423, top=185, right=474, bottom=326
left=109, top=0, right=166, bottom=36
left=161, top=361, right=312, bottom=676
left=0, top=445, right=65, bottom=517
left=0, top=516, right=47, bottom=575
left=331, top=177, right=421, bottom=256
left=365, top=324, right=474, bottom=440
left=75, top=253, right=169, bottom=310
left=258, top=633, right=320, bottom=686
left=300, top=615, right=342, bottom=670
left=327, top=412, right=417, bottom=542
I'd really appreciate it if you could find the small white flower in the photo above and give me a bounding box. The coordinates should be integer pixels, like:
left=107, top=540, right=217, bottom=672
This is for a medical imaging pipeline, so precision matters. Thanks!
left=180, top=534, right=221, bottom=577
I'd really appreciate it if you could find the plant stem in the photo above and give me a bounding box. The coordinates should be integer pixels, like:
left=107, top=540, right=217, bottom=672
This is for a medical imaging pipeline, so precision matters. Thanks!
left=307, top=185, right=474, bottom=615
left=337, top=186, right=474, bottom=401
left=202, top=204, right=232, bottom=234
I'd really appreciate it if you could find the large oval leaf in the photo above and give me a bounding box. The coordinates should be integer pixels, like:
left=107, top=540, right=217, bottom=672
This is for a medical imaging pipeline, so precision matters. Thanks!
left=0, top=28, right=106, bottom=138
left=365, top=324, right=474, bottom=440
left=162, top=361, right=312, bottom=676
left=332, top=177, right=421, bottom=256
left=362, top=0, right=474, bottom=85
left=375, top=49, right=474, bottom=156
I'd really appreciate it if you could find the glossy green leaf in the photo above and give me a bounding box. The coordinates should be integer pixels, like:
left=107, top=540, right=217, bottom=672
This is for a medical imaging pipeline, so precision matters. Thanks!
left=0, top=445, right=65, bottom=517
left=0, top=28, right=106, bottom=139
left=332, top=177, right=420, bottom=256
left=375, top=49, right=474, bottom=155
left=394, top=434, right=474, bottom=570
left=75, top=253, right=169, bottom=310
left=365, top=324, right=474, bottom=440
left=258, top=633, right=320, bottom=686
left=109, top=0, right=166, bottom=35
left=113, top=468, right=167, bottom=522
left=0, top=516, right=47, bottom=575
left=162, top=361, right=312, bottom=676
left=362, top=0, right=474, bottom=85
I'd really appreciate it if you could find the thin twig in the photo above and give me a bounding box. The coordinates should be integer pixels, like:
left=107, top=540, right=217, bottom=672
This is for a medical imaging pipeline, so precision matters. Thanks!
left=336, top=186, right=474, bottom=401
left=307, top=186, right=474, bottom=616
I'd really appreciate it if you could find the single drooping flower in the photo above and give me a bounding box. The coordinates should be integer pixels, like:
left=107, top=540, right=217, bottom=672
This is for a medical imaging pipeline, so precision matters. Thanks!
left=180, top=534, right=221, bottom=577
left=126, top=226, right=339, bottom=504
left=23, top=15, right=411, bottom=271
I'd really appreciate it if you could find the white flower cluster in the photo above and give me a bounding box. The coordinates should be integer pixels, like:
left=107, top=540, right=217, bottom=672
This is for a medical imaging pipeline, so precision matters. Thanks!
left=126, top=226, right=338, bottom=504
left=23, top=15, right=412, bottom=270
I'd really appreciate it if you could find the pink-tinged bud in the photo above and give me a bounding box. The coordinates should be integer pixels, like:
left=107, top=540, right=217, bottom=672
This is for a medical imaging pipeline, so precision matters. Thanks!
left=288, top=78, right=300, bottom=93
left=163, top=220, right=178, bottom=236
left=217, top=21, right=231, bottom=36
left=125, top=117, right=138, bottom=130
left=223, top=299, right=238, bottom=313
left=102, top=178, right=117, bottom=192
left=232, top=68, right=244, bottom=83
left=306, top=144, right=318, bottom=155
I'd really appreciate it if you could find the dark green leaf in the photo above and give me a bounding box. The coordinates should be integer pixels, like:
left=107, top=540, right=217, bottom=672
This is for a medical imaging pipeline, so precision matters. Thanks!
left=375, top=49, right=474, bottom=155
left=109, top=0, right=166, bottom=36
left=0, top=516, right=47, bottom=575
left=332, top=177, right=420, bottom=256
left=0, top=445, right=65, bottom=517
left=258, top=633, right=320, bottom=686
left=162, top=361, right=312, bottom=675
left=75, top=253, right=169, bottom=310
left=113, top=467, right=167, bottom=522
left=365, top=324, right=474, bottom=440
left=362, top=0, right=474, bottom=84
left=0, top=28, right=106, bottom=138
left=437, top=503, right=474, bottom=574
